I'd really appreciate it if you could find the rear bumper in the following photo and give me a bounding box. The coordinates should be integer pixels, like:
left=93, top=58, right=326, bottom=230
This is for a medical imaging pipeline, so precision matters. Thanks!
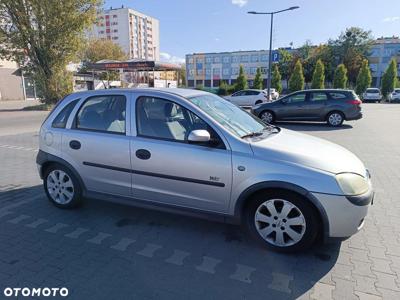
left=346, top=112, right=363, bottom=121
left=312, top=189, right=373, bottom=238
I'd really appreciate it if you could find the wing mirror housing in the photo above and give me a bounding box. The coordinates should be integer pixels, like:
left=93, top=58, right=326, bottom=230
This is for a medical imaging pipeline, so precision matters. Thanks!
left=188, top=130, right=211, bottom=143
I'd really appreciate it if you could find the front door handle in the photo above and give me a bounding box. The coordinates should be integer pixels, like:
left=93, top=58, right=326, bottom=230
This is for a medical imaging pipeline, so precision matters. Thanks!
left=69, top=140, right=81, bottom=150
left=136, top=149, right=151, bottom=160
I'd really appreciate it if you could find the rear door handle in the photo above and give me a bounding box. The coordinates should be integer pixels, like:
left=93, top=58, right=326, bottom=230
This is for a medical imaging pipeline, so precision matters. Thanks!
left=136, top=149, right=151, bottom=160
left=69, top=140, right=81, bottom=150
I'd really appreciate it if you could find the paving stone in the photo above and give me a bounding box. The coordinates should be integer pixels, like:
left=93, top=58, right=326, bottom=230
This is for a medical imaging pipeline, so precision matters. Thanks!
left=310, top=282, right=334, bottom=300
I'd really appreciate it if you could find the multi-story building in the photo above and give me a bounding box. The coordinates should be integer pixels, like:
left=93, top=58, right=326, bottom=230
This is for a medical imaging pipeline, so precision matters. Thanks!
left=88, top=6, right=160, bottom=61
left=368, top=37, right=400, bottom=86
left=186, top=50, right=272, bottom=89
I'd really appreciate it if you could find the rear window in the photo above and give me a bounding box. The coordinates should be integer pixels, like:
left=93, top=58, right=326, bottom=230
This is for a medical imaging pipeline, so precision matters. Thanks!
left=328, top=92, right=347, bottom=100
left=52, top=99, right=79, bottom=128
left=366, top=89, right=380, bottom=93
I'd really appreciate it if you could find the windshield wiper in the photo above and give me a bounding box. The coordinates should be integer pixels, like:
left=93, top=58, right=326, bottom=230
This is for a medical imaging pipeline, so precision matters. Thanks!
left=241, top=131, right=264, bottom=139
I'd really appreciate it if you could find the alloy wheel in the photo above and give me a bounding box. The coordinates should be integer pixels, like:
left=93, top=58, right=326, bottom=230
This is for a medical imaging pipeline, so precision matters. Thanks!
left=328, top=113, right=343, bottom=126
left=261, top=111, right=273, bottom=124
left=46, top=170, right=75, bottom=204
left=254, top=199, right=306, bottom=247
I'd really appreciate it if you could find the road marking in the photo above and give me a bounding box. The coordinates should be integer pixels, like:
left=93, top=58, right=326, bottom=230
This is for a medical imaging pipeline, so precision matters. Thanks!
left=45, top=223, right=69, bottom=233
left=165, top=250, right=190, bottom=266
left=195, top=256, right=221, bottom=274
left=26, top=218, right=48, bottom=228
left=65, top=227, right=89, bottom=239
left=268, top=272, right=294, bottom=294
left=229, top=264, right=256, bottom=283
left=7, top=214, right=30, bottom=224
left=136, top=243, right=162, bottom=258
left=110, top=238, right=136, bottom=251
left=87, top=232, right=112, bottom=244
left=0, top=144, right=38, bottom=152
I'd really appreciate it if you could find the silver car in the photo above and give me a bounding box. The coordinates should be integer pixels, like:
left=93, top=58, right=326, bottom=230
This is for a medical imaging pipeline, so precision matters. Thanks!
left=37, top=88, right=373, bottom=252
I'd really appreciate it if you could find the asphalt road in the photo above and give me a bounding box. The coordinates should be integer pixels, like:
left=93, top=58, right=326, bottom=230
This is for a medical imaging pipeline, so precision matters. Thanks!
left=0, top=103, right=399, bottom=299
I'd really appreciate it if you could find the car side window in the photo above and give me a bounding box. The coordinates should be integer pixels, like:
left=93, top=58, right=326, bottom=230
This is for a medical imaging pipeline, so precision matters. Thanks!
left=52, top=99, right=79, bottom=128
left=136, top=96, right=225, bottom=148
left=286, top=93, right=306, bottom=103
left=75, top=95, right=126, bottom=134
left=328, top=92, right=347, bottom=100
left=310, top=92, right=328, bottom=101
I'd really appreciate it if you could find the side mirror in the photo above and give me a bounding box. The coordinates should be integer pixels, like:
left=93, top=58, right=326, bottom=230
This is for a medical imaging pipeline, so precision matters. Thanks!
left=188, top=130, right=211, bottom=143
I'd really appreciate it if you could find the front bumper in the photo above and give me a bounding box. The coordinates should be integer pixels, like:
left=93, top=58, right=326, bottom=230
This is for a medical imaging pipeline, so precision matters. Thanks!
left=312, top=189, right=373, bottom=238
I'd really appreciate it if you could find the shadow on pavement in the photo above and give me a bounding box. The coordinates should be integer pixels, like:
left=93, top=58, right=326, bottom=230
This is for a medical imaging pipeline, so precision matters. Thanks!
left=1, top=185, right=342, bottom=298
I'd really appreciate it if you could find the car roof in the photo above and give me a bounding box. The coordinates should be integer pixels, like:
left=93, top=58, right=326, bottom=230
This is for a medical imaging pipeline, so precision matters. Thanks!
left=67, top=88, right=210, bottom=99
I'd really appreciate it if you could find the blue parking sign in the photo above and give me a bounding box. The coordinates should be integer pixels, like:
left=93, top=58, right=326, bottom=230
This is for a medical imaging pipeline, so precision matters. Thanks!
left=272, top=51, right=279, bottom=62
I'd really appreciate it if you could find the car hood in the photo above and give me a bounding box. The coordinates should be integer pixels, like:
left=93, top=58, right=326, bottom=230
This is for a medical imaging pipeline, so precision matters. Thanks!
left=250, top=128, right=366, bottom=176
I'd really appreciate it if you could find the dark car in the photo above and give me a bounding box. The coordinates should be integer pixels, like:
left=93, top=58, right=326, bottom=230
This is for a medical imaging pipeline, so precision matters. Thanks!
left=251, top=89, right=363, bottom=126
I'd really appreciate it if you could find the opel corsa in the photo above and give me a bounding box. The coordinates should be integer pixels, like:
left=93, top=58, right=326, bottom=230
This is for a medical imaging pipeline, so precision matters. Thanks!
left=37, top=89, right=373, bottom=252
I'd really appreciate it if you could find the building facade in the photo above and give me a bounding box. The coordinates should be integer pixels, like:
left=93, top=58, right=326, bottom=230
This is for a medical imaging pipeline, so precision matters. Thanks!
left=186, top=50, right=272, bottom=89
left=88, top=6, right=160, bottom=61
left=368, top=37, right=400, bottom=87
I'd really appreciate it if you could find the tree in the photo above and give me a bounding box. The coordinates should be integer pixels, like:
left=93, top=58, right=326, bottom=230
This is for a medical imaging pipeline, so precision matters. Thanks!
left=235, top=65, right=248, bottom=91
left=333, top=64, right=348, bottom=88
left=381, top=58, right=398, bottom=98
left=288, top=60, right=305, bottom=92
left=277, top=49, right=293, bottom=87
left=311, top=59, right=325, bottom=89
left=271, top=64, right=282, bottom=93
left=0, top=0, right=100, bottom=104
left=179, top=65, right=186, bottom=87
left=329, top=27, right=373, bottom=86
left=253, top=67, right=263, bottom=89
left=355, top=59, right=372, bottom=95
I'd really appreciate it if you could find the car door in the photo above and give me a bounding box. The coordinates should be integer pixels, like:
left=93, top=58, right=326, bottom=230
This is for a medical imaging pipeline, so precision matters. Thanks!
left=229, top=91, right=245, bottom=105
left=130, top=94, right=232, bottom=213
left=279, top=92, right=308, bottom=120
left=62, top=93, right=132, bottom=196
left=305, top=91, right=328, bottom=120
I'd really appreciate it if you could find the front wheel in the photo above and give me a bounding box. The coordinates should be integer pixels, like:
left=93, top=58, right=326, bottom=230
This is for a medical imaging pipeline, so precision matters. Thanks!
left=43, top=164, right=83, bottom=209
left=260, top=110, right=275, bottom=124
left=244, top=191, right=319, bottom=252
left=327, top=111, right=344, bottom=126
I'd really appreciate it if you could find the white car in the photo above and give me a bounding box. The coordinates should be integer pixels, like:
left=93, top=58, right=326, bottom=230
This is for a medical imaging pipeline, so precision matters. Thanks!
left=265, top=88, right=280, bottom=100
left=388, top=88, right=400, bottom=102
left=362, top=88, right=382, bottom=103
left=224, top=89, right=269, bottom=106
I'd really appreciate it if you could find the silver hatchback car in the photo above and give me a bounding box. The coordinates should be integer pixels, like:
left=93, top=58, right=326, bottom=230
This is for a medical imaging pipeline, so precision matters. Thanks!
left=37, top=88, right=373, bottom=252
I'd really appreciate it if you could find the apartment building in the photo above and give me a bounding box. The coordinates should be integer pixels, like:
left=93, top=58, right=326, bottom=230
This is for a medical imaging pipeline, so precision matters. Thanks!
left=88, top=6, right=160, bottom=61
left=369, top=37, right=400, bottom=86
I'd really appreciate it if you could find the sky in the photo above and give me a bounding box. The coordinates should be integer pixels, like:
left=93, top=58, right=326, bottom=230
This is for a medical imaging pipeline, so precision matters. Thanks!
left=106, top=0, right=400, bottom=63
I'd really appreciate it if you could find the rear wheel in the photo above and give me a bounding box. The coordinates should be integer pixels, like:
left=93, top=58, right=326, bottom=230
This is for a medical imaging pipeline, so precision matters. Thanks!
left=43, top=164, right=83, bottom=209
left=244, top=191, right=319, bottom=252
left=260, top=110, right=275, bottom=124
left=327, top=111, right=344, bottom=126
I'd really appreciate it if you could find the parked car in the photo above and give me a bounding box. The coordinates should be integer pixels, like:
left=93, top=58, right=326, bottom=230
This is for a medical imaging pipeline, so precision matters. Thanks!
left=251, top=89, right=363, bottom=127
left=37, top=88, right=373, bottom=252
left=388, top=88, right=400, bottom=103
left=265, top=88, right=280, bottom=100
left=224, top=89, right=269, bottom=106
left=362, top=88, right=382, bottom=103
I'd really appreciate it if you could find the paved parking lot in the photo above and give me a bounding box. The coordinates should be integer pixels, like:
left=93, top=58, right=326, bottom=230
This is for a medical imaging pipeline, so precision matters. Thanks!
left=0, top=104, right=399, bottom=299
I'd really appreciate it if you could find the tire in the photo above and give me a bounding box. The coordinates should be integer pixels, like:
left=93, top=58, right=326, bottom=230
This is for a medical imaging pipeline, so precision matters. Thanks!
left=43, top=163, right=83, bottom=209
left=259, top=110, right=275, bottom=124
left=326, top=111, right=344, bottom=127
left=244, top=190, right=319, bottom=252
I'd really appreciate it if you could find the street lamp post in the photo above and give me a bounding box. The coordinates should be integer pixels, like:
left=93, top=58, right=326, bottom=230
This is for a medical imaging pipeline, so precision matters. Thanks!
left=248, top=6, right=299, bottom=100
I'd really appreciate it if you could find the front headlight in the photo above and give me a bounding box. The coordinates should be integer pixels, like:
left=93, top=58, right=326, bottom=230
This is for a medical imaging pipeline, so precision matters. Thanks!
left=336, top=173, right=369, bottom=196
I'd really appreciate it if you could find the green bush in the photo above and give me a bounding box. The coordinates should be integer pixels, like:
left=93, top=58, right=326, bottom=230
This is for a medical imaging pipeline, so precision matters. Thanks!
left=271, top=64, right=283, bottom=93
left=311, top=59, right=325, bottom=89
left=333, top=64, right=348, bottom=89
left=288, top=60, right=305, bottom=92
left=381, top=58, right=398, bottom=98
left=355, top=59, right=372, bottom=95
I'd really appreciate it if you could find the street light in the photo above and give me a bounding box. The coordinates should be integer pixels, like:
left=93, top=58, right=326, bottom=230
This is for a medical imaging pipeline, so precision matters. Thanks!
left=248, top=6, right=299, bottom=100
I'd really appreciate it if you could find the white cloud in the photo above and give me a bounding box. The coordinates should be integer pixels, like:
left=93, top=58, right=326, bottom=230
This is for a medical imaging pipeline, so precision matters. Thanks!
left=160, top=52, right=185, bottom=65
left=382, top=16, right=400, bottom=22
left=232, top=0, right=248, bottom=8
left=215, top=37, right=220, bottom=42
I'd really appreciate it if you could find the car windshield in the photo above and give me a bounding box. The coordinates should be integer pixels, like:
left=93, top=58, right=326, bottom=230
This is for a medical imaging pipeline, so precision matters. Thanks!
left=366, top=89, right=379, bottom=93
left=394, top=89, right=400, bottom=93
left=188, top=93, right=270, bottom=138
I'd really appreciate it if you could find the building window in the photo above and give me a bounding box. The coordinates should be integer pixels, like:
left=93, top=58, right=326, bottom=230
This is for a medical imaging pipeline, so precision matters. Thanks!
left=112, top=37, right=118, bottom=40
left=261, top=55, right=268, bottom=61
left=241, top=55, right=249, bottom=62
left=213, top=56, right=221, bottom=63
left=206, top=57, right=212, bottom=63
left=205, top=69, right=211, bottom=75
left=112, top=22, right=118, bottom=25
left=232, top=56, right=239, bottom=63
left=222, top=68, right=230, bottom=76
left=232, top=67, right=239, bottom=75
left=261, top=67, right=268, bottom=74
left=213, top=68, right=220, bottom=75
left=251, top=55, right=259, bottom=62
left=196, top=69, right=203, bottom=75
left=189, top=70, right=194, bottom=76
left=250, top=67, right=257, bottom=75
left=223, top=56, right=230, bottom=63
left=113, top=29, right=118, bottom=33
left=113, top=15, right=117, bottom=18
